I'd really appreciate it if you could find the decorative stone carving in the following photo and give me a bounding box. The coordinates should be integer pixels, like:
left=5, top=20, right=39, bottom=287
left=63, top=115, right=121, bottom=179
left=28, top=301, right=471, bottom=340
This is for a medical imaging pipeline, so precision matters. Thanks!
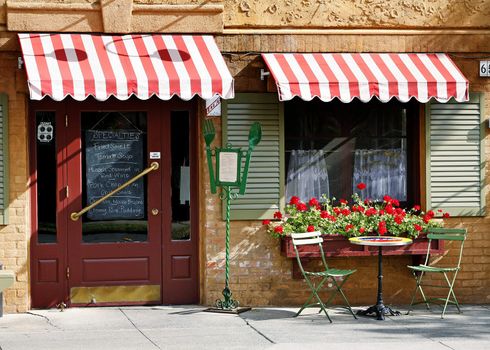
left=224, top=0, right=490, bottom=28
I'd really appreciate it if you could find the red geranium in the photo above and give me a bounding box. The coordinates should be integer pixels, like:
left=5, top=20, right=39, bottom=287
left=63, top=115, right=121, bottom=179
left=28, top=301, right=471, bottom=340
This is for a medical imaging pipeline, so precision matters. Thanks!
left=413, top=205, right=421, bottom=211
left=378, top=221, right=387, bottom=235
left=307, top=225, right=315, bottom=232
left=345, top=224, right=353, bottom=231
left=289, top=196, right=300, bottom=205
left=274, top=226, right=284, bottom=234
left=273, top=211, right=283, bottom=219
left=309, top=197, right=319, bottom=207
left=262, top=219, right=271, bottom=225
left=443, top=213, right=450, bottom=218
left=320, top=210, right=329, bottom=219
left=296, top=202, right=307, bottom=211
left=356, top=182, right=366, bottom=190
left=414, top=224, right=422, bottom=231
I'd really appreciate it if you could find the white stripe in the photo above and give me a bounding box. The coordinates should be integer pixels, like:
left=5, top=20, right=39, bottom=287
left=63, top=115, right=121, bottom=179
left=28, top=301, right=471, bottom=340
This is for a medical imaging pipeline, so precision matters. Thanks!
left=80, top=34, right=108, bottom=101
left=162, top=36, right=192, bottom=100
left=263, top=54, right=292, bottom=101
left=39, top=34, right=64, bottom=101
left=419, top=54, right=447, bottom=101
left=18, top=34, right=43, bottom=100
left=303, top=54, right=331, bottom=101
left=101, top=36, right=128, bottom=99
left=59, top=35, right=86, bottom=101
left=203, top=36, right=234, bottom=99
left=141, top=35, right=171, bottom=100
left=438, top=53, right=468, bottom=102
left=122, top=35, right=149, bottom=99
left=322, top=54, right=350, bottom=102
left=380, top=54, right=409, bottom=102
left=284, top=54, right=312, bottom=100
left=183, top=36, right=213, bottom=99
left=342, top=54, right=371, bottom=102
left=399, top=54, right=428, bottom=102
left=360, top=54, right=389, bottom=102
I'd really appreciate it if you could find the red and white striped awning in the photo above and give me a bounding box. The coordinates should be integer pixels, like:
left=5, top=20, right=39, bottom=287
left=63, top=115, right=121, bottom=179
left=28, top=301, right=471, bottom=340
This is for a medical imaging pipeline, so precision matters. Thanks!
left=262, top=53, right=468, bottom=103
left=18, top=33, right=234, bottom=101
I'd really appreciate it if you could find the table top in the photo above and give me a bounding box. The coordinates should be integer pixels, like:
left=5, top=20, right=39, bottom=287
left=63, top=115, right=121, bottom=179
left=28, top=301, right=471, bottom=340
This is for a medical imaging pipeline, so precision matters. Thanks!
left=349, top=236, right=413, bottom=247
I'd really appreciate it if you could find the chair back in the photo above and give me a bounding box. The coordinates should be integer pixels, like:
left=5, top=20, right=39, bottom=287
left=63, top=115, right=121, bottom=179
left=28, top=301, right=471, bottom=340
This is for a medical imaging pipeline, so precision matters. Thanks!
left=291, top=232, right=328, bottom=272
left=424, top=227, right=467, bottom=268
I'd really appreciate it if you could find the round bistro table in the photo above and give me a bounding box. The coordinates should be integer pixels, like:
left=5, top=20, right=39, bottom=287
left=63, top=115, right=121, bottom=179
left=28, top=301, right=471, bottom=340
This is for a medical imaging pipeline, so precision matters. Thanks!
left=349, top=236, right=413, bottom=320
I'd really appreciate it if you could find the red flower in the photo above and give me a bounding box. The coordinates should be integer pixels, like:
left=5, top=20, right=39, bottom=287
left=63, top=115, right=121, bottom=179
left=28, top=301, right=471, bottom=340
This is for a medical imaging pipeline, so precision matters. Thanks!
left=262, top=219, right=271, bottom=225
left=341, top=208, right=351, bottom=216
left=273, top=211, right=283, bottom=219
left=339, top=199, right=348, bottom=205
left=427, top=210, right=435, bottom=218
left=307, top=225, right=315, bottom=232
left=385, top=204, right=395, bottom=215
left=329, top=216, right=337, bottom=222
left=378, top=221, right=387, bottom=235
left=333, top=207, right=341, bottom=215
left=423, top=214, right=431, bottom=224
left=394, top=215, right=403, bottom=224
left=289, top=196, right=300, bottom=205
left=274, top=226, right=284, bottom=234
left=356, top=182, right=366, bottom=190
left=383, top=195, right=392, bottom=202
left=414, top=224, right=422, bottom=231
left=437, top=209, right=443, bottom=213
left=296, top=202, right=307, bottom=211
left=365, top=208, right=377, bottom=216
left=309, top=197, right=319, bottom=207
left=345, top=224, right=353, bottom=231
left=379, top=210, right=385, bottom=215
left=320, top=210, right=329, bottom=219
left=413, top=205, right=421, bottom=211
left=359, top=227, right=366, bottom=234
left=391, top=199, right=400, bottom=207
left=443, top=213, right=450, bottom=218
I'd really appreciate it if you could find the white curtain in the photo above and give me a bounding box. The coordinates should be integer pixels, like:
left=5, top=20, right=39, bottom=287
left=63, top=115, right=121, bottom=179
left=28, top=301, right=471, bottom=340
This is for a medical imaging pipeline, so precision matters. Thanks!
left=353, top=149, right=406, bottom=201
left=286, top=150, right=330, bottom=202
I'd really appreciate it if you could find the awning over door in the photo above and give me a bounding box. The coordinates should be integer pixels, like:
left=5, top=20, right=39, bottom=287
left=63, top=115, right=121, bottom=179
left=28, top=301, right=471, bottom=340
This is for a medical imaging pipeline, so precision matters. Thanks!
left=18, top=33, right=234, bottom=101
left=262, top=53, right=468, bottom=103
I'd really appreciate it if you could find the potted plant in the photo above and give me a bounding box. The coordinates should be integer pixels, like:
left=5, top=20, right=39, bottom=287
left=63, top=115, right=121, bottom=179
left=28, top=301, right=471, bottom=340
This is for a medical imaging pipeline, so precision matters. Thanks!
left=263, top=183, right=449, bottom=258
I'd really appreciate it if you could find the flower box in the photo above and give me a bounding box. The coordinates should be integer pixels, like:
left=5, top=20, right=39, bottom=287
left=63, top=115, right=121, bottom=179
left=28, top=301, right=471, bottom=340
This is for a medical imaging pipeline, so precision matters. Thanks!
left=280, top=234, right=443, bottom=258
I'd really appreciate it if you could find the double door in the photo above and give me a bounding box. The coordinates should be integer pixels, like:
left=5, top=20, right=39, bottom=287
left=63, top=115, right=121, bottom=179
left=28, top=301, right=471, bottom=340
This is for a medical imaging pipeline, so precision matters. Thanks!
left=30, top=98, right=198, bottom=308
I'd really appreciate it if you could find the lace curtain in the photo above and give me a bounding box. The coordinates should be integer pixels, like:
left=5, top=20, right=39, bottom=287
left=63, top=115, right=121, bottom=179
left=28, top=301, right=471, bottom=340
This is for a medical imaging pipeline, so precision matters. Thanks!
left=353, top=149, right=406, bottom=201
left=286, top=150, right=330, bottom=202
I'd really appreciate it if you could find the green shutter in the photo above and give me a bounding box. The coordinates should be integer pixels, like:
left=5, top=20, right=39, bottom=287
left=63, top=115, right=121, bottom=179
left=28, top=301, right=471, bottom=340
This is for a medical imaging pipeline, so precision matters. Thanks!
left=222, top=93, right=284, bottom=220
left=0, top=94, right=8, bottom=224
left=426, top=93, right=485, bottom=217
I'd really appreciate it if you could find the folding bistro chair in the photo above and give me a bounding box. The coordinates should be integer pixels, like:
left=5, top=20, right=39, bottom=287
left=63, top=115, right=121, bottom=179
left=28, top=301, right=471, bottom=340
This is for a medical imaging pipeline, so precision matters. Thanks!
left=407, top=227, right=467, bottom=318
left=291, top=232, right=357, bottom=322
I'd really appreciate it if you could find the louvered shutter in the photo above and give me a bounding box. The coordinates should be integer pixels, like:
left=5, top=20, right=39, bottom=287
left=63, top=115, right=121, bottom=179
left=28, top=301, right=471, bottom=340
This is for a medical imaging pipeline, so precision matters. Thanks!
left=222, top=93, right=284, bottom=220
left=0, top=94, right=8, bottom=224
left=426, top=93, right=485, bottom=216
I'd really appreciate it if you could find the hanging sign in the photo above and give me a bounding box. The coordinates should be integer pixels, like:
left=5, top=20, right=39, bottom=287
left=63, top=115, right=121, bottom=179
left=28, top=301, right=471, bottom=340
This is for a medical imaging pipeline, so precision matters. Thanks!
left=37, top=121, right=54, bottom=143
left=216, top=149, right=241, bottom=186
left=205, top=96, right=221, bottom=117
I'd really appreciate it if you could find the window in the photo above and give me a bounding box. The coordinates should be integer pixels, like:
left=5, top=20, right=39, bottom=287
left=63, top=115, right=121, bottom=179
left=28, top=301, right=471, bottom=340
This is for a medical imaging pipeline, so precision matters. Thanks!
left=284, top=98, right=420, bottom=206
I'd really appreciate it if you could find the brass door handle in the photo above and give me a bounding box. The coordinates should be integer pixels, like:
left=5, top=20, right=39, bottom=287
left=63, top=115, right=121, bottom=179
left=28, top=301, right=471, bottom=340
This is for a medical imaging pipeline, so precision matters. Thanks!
left=151, top=208, right=159, bottom=216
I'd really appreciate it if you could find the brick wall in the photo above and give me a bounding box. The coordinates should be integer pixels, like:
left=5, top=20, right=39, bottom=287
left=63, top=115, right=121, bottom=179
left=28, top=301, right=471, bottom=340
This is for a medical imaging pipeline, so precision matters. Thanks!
left=0, top=52, right=29, bottom=313
left=200, top=35, right=490, bottom=306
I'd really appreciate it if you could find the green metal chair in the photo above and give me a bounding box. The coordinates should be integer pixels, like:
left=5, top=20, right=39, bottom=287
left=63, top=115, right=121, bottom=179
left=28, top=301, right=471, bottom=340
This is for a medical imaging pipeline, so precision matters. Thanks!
left=407, top=227, right=467, bottom=318
left=291, top=231, right=357, bottom=322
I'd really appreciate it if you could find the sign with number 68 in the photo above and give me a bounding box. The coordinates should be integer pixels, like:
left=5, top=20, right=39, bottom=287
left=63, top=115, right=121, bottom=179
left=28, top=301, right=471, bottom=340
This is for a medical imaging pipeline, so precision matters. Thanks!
left=480, top=61, right=490, bottom=77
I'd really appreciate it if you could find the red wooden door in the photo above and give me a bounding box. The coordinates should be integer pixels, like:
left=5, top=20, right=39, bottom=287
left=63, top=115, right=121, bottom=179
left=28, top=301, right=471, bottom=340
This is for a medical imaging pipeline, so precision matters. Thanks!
left=30, top=97, right=199, bottom=307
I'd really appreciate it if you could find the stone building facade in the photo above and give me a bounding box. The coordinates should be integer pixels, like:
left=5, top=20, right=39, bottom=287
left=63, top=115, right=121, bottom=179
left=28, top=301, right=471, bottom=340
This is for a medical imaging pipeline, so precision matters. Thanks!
left=0, top=0, right=489, bottom=313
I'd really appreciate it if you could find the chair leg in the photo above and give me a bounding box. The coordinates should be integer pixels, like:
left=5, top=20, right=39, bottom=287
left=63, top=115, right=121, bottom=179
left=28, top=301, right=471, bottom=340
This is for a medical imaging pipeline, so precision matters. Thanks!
left=441, top=272, right=461, bottom=318
left=407, top=271, right=430, bottom=315
left=295, top=276, right=330, bottom=321
left=329, top=276, right=357, bottom=319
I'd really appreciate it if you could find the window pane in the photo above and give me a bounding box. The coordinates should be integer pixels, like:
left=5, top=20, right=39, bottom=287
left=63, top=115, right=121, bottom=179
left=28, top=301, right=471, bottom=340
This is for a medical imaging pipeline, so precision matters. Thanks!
left=171, top=111, right=191, bottom=241
left=36, top=112, right=57, bottom=244
left=284, top=99, right=415, bottom=203
left=81, top=112, right=148, bottom=243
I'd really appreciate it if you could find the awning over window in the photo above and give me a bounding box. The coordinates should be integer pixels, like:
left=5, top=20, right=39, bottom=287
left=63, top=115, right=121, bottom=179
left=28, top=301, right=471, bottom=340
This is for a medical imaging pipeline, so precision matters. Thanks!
left=18, top=33, right=234, bottom=101
left=262, top=53, right=468, bottom=103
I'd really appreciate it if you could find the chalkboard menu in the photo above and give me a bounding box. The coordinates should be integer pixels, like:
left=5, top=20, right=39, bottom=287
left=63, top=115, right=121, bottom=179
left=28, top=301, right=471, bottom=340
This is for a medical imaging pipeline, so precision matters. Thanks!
left=85, top=129, right=145, bottom=220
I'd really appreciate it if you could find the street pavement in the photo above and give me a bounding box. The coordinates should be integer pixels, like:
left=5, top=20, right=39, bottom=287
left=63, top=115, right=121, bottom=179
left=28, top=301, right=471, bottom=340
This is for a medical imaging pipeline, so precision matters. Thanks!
left=0, top=304, right=489, bottom=349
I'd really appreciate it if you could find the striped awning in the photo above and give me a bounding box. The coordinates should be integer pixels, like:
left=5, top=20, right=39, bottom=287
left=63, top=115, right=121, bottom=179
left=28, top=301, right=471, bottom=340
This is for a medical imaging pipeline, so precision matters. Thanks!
left=262, top=53, right=468, bottom=103
left=18, top=33, right=234, bottom=101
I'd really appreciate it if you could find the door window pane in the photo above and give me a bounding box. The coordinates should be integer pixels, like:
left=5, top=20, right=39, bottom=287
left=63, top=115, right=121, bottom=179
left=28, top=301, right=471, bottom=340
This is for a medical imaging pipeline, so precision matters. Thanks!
left=36, top=112, right=57, bottom=243
left=81, top=112, right=148, bottom=243
left=171, top=111, right=191, bottom=241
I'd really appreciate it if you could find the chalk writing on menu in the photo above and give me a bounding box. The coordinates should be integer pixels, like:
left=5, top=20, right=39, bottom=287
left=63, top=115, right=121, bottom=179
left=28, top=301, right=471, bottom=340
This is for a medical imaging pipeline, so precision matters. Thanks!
left=85, top=129, right=144, bottom=220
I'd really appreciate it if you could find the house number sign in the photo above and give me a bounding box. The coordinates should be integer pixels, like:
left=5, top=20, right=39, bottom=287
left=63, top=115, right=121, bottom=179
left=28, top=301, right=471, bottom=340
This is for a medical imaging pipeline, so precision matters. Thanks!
left=480, top=61, right=490, bottom=77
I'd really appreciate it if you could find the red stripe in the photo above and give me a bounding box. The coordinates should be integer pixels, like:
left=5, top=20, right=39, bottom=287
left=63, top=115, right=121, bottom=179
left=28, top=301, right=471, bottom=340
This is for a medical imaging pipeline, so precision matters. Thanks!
left=295, top=54, right=321, bottom=98
left=410, top=54, right=438, bottom=99
left=426, top=54, right=456, bottom=98
left=29, top=34, right=52, bottom=98
left=193, top=36, right=222, bottom=95
left=172, top=36, right=201, bottom=97
left=70, top=34, right=96, bottom=97
left=353, top=54, right=379, bottom=97
left=313, top=54, right=340, bottom=98
left=333, top=54, right=359, bottom=98
left=388, top=54, right=418, bottom=98
left=132, top=35, right=159, bottom=98
left=90, top=35, right=117, bottom=98
left=49, top=34, right=74, bottom=98
left=151, top=35, right=180, bottom=96
left=371, top=54, right=399, bottom=99
left=112, top=36, right=138, bottom=96
left=275, top=54, right=302, bottom=97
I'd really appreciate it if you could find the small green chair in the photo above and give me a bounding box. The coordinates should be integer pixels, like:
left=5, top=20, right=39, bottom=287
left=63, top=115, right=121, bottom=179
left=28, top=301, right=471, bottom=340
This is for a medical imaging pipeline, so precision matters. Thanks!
left=407, top=227, right=467, bottom=318
left=291, top=231, right=357, bottom=322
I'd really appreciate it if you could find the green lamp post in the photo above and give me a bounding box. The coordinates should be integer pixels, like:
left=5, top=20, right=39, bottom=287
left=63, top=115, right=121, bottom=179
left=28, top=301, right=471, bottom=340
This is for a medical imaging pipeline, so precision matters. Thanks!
left=202, top=119, right=262, bottom=313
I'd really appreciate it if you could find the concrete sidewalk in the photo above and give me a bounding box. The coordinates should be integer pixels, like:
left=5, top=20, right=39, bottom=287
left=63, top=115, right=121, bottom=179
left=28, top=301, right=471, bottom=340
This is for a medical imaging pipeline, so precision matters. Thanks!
left=0, top=305, right=489, bottom=349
